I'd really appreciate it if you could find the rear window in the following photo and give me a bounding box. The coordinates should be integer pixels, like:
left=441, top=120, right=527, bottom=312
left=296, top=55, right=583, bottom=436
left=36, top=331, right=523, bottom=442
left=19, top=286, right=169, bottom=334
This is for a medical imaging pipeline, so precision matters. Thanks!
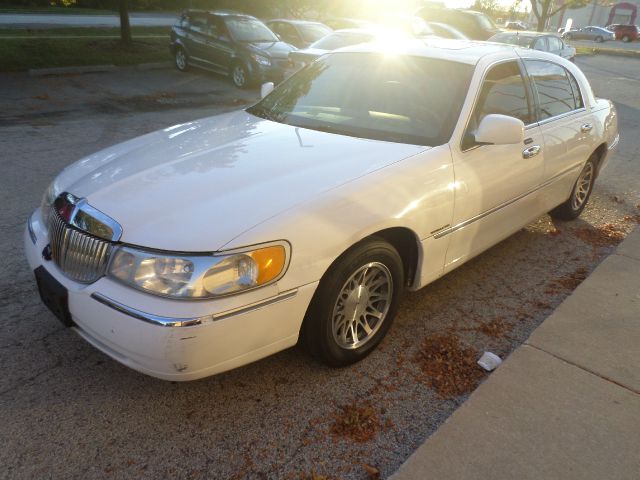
left=525, top=60, right=581, bottom=120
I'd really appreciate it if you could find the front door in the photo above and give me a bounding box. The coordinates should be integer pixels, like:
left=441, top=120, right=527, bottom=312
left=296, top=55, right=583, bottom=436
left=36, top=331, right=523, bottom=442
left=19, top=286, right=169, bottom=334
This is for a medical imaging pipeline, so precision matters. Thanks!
left=445, top=59, right=545, bottom=269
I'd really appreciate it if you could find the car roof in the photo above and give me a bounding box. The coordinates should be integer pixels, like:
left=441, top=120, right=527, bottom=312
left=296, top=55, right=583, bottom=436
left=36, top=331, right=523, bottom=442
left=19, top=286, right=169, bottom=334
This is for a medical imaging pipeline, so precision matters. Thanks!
left=184, top=9, right=256, bottom=20
left=494, top=31, right=558, bottom=38
left=337, top=38, right=517, bottom=65
left=267, top=19, right=327, bottom=26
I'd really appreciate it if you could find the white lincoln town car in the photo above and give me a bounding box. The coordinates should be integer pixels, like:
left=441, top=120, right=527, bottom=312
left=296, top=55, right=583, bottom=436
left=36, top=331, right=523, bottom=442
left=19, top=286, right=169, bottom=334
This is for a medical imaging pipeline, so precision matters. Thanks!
left=25, top=40, right=618, bottom=380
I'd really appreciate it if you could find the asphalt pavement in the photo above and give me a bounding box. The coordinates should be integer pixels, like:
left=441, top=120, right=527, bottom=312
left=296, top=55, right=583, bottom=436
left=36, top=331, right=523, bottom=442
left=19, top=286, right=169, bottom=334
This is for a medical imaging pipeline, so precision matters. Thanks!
left=0, top=55, right=639, bottom=479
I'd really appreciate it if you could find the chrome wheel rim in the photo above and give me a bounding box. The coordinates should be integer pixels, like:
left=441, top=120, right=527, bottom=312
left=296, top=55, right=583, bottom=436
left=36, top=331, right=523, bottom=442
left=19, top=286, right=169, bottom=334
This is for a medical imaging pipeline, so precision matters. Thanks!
left=232, top=66, right=245, bottom=86
left=176, top=49, right=186, bottom=70
left=572, top=162, right=594, bottom=210
left=331, top=262, right=393, bottom=350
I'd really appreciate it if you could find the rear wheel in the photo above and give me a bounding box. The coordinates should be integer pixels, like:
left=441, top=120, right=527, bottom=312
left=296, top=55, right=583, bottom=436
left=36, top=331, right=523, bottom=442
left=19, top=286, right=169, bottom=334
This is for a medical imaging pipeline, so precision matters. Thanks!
left=550, top=156, right=596, bottom=220
left=622, top=34, right=630, bottom=42
left=175, top=47, right=188, bottom=72
left=302, top=238, right=404, bottom=367
left=595, top=35, right=604, bottom=42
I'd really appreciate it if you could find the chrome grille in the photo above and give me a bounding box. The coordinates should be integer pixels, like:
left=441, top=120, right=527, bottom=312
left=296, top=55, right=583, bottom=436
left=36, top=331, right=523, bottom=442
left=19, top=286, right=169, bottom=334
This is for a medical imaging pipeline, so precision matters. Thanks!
left=48, top=209, right=113, bottom=284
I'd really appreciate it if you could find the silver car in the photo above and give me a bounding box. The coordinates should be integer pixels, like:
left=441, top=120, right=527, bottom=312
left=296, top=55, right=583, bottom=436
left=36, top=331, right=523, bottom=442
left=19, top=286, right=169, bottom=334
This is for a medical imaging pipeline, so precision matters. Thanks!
left=489, top=31, right=576, bottom=61
left=563, top=26, right=615, bottom=42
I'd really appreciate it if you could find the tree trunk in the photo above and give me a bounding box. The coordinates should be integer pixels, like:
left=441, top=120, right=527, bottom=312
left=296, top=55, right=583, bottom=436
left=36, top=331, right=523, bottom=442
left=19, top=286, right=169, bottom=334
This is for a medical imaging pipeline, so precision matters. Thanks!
left=119, top=0, right=132, bottom=46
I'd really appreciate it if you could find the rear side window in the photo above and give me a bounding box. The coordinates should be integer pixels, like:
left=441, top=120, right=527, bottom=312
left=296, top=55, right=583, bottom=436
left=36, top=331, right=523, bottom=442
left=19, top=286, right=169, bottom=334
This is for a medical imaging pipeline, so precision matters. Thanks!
left=567, top=71, right=584, bottom=109
left=474, top=61, right=532, bottom=125
left=525, top=60, right=579, bottom=120
left=533, top=37, right=548, bottom=51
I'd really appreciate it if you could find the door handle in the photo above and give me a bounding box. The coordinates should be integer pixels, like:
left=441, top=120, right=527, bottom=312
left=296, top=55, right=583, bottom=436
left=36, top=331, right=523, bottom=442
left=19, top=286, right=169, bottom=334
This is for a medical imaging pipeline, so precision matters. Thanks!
left=522, top=145, right=541, bottom=159
left=581, top=123, right=593, bottom=132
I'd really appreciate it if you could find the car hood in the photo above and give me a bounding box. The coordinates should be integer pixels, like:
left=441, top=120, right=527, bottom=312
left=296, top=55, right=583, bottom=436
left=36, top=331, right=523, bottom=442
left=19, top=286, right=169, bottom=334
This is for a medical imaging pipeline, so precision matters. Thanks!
left=56, top=110, right=426, bottom=251
left=246, top=40, right=295, bottom=59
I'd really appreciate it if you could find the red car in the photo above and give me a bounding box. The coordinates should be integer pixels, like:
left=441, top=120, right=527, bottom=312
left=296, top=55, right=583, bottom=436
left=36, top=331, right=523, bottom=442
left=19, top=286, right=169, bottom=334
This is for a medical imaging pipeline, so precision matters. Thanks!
left=607, top=24, right=639, bottom=42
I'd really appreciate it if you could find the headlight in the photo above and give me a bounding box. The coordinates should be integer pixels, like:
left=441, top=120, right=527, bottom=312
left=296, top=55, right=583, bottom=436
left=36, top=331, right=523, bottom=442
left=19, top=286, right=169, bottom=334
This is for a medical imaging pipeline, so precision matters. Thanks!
left=40, top=180, right=60, bottom=224
left=108, top=242, right=289, bottom=299
left=251, top=53, right=271, bottom=66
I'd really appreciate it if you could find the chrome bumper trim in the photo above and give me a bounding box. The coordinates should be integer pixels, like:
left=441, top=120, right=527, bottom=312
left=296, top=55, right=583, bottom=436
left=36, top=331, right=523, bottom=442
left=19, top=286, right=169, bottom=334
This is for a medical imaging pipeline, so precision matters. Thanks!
left=91, top=289, right=298, bottom=328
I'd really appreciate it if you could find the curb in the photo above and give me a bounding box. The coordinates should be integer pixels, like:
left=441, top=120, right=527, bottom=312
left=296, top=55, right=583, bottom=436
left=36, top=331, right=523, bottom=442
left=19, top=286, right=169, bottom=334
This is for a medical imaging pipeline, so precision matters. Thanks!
left=28, top=61, right=171, bottom=76
left=575, top=47, right=640, bottom=58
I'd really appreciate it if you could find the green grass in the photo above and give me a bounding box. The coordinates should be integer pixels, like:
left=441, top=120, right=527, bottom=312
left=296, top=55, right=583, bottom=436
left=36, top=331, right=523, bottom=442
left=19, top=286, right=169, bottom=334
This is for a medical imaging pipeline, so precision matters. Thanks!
left=0, top=5, right=118, bottom=15
left=0, top=26, right=171, bottom=37
left=0, top=37, right=170, bottom=71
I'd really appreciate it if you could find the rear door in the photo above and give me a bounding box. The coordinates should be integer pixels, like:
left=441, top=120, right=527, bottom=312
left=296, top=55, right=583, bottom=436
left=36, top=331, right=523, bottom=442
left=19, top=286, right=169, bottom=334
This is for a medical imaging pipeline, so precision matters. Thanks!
left=522, top=58, right=598, bottom=211
left=445, top=59, right=545, bottom=268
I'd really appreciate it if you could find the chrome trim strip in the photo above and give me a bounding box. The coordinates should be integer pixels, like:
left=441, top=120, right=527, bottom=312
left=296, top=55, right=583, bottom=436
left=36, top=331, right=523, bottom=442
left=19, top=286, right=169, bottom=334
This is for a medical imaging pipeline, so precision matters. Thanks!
left=608, top=133, right=620, bottom=150
left=536, top=107, right=586, bottom=127
left=90, top=289, right=298, bottom=327
left=27, top=212, right=37, bottom=244
left=434, top=164, right=580, bottom=239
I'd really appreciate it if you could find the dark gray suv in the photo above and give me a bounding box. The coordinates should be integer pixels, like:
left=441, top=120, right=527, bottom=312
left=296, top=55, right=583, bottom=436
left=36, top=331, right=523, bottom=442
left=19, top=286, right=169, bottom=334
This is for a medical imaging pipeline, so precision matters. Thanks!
left=170, top=10, right=295, bottom=88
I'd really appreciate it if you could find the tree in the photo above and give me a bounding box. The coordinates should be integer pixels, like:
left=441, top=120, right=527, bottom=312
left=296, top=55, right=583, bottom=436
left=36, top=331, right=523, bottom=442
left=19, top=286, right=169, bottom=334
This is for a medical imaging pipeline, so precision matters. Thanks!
left=529, top=0, right=590, bottom=32
left=118, top=0, right=132, bottom=45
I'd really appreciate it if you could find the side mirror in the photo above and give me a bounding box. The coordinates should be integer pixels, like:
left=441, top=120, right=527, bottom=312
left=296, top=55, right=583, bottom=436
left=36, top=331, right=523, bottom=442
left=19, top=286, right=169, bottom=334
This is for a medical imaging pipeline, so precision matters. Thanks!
left=475, top=114, right=524, bottom=145
left=260, top=82, right=274, bottom=99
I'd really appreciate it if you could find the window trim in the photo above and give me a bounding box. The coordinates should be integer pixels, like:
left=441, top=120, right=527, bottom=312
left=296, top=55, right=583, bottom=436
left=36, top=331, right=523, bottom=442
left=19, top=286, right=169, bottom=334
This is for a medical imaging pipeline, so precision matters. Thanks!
left=459, top=58, right=537, bottom=153
left=522, top=58, right=587, bottom=125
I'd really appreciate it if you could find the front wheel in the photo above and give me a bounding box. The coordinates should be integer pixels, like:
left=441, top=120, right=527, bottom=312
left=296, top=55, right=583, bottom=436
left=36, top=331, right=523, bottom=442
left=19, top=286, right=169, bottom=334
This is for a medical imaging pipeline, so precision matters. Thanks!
left=302, top=238, right=404, bottom=367
left=231, top=62, right=251, bottom=89
left=595, top=35, right=604, bottom=42
left=550, top=156, right=596, bottom=220
left=621, top=35, right=630, bottom=42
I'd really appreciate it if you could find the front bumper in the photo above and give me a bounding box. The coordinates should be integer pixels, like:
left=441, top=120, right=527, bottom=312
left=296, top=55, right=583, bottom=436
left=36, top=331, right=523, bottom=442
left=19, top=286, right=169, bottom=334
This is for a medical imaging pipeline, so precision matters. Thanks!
left=25, top=209, right=318, bottom=381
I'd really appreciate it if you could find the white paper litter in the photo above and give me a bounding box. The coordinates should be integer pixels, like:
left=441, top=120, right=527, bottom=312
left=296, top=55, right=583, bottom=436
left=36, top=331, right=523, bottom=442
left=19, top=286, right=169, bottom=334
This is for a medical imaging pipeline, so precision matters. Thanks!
left=477, top=351, right=502, bottom=371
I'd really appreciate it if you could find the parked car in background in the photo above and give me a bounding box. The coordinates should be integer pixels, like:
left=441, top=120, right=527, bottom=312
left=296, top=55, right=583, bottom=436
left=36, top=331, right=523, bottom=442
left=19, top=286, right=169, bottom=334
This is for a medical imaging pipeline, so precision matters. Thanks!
left=489, top=31, right=576, bottom=61
left=170, top=10, right=295, bottom=88
left=562, top=26, right=615, bottom=42
left=415, top=6, right=499, bottom=40
left=505, top=20, right=527, bottom=30
left=427, top=22, right=469, bottom=39
left=288, top=28, right=378, bottom=67
left=266, top=19, right=332, bottom=48
left=606, top=24, right=639, bottom=42
left=323, top=17, right=373, bottom=30
left=26, top=40, right=618, bottom=380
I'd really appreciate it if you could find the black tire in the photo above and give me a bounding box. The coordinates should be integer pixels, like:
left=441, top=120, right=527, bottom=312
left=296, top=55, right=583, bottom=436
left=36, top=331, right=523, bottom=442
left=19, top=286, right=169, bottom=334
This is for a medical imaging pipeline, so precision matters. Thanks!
left=230, top=61, right=252, bottom=89
left=595, top=35, right=603, bottom=42
left=174, top=46, right=189, bottom=72
left=302, top=238, right=404, bottom=367
left=550, top=155, right=597, bottom=221
left=621, top=35, right=630, bottom=42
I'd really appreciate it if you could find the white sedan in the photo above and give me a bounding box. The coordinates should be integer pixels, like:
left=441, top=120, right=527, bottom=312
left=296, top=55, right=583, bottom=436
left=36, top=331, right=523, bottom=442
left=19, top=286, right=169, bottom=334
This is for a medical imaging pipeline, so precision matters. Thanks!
left=25, top=39, right=619, bottom=381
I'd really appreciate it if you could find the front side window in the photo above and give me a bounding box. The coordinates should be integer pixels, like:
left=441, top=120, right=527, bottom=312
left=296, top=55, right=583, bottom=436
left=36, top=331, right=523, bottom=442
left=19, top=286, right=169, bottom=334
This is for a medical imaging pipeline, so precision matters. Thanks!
left=533, top=37, right=548, bottom=51
left=310, top=32, right=373, bottom=50
left=547, top=36, right=562, bottom=51
left=247, top=53, right=473, bottom=146
left=299, top=24, right=332, bottom=43
left=525, top=60, right=578, bottom=120
left=473, top=61, right=532, bottom=125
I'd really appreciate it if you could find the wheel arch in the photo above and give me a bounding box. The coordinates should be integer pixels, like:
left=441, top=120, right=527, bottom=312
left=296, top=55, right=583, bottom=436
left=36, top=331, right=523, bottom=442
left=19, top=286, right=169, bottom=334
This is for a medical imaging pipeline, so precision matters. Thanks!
left=592, top=142, right=608, bottom=177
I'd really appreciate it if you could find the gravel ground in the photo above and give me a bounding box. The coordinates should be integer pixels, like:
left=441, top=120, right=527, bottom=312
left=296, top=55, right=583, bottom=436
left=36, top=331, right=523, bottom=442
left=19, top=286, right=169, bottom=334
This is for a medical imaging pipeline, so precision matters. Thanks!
left=0, top=56, right=639, bottom=480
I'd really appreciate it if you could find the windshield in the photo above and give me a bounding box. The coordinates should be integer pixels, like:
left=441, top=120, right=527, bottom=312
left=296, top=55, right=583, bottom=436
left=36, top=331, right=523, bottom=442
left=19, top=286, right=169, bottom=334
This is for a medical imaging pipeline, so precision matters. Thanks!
left=226, top=18, right=278, bottom=42
left=299, top=24, right=332, bottom=42
left=247, top=53, right=473, bottom=146
left=311, top=32, right=374, bottom=50
left=476, top=13, right=497, bottom=30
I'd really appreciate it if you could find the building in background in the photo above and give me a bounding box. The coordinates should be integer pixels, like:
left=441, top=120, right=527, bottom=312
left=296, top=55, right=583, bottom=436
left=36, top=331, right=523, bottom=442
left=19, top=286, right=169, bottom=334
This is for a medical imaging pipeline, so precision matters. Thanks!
left=531, top=0, right=638, bottom=30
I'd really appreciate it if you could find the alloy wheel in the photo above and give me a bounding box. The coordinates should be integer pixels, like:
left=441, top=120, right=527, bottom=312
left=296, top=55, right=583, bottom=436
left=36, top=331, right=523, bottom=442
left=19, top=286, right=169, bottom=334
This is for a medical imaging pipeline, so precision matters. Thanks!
left=572, top=161, right=594, bottom=211
left=232, top=65, right=246, bottom=87
left=331, top=262, right=393, bottom=350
